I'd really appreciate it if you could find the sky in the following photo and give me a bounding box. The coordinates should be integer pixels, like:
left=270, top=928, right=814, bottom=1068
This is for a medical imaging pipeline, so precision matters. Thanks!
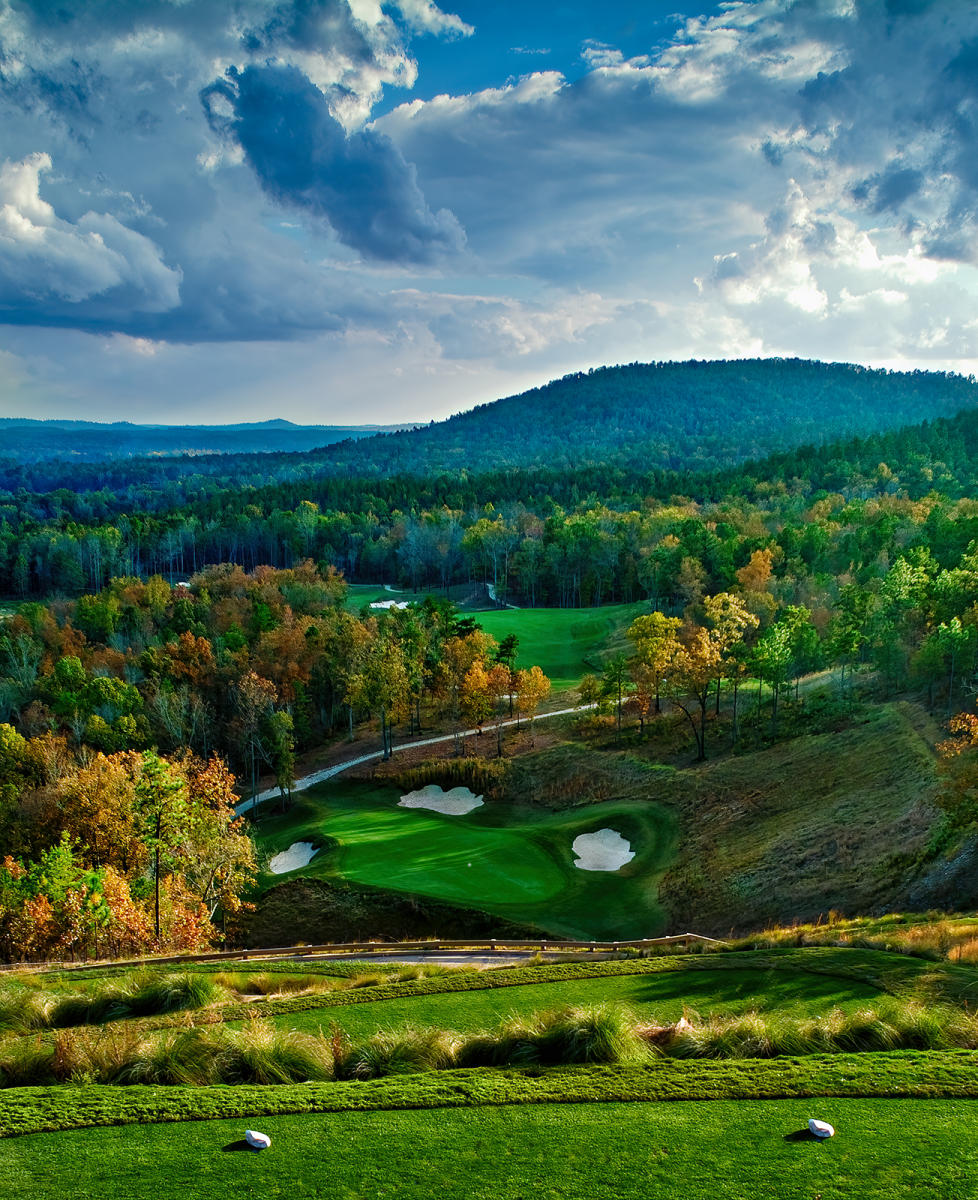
left=1, top=0, right=977, bottom=425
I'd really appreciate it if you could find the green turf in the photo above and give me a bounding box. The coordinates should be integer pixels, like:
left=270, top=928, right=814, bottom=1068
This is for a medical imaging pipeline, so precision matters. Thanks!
left=475, top=602, right=649, bottom=689
left=7, top=1098, right=978, bottom=1199
left=267, top=964, right=886, bottom=1039
left=342, top=583, right=429, bottom=612
left=255, top=780, right=677, bottom=939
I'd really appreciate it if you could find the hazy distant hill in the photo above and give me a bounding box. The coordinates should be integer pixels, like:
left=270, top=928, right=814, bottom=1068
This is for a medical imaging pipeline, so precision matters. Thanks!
left=0, top=418, right=417, bottom=462
left=300, top=358, right=978, bottom=478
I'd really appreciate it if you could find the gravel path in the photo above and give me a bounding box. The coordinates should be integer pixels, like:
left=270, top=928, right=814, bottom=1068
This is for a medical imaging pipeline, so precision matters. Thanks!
left=235, top=705, right=592, bottom=816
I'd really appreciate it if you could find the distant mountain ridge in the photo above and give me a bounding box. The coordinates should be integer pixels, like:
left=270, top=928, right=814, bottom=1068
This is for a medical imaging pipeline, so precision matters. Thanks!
left=0, top=418, right=418, bottom=462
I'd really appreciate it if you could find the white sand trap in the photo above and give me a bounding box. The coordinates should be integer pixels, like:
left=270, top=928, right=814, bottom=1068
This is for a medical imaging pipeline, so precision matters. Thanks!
left=268, top=841, right=319, bottom=874
left=399, top=784, right=484, bottom=815
left=572, top=828, right=635, bottom=872
left=370, top=599, right=410, bottom=610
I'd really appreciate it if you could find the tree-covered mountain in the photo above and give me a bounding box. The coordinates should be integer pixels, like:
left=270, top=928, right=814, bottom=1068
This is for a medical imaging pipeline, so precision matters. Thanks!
left=295, top=358, right=978, bottom=478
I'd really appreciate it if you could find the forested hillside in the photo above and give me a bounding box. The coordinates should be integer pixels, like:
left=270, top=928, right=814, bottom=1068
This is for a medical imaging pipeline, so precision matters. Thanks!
left=8, top=379, right=978, bottom=603
left=302, top=358, right=978, bottom=478
left=4, top=358, right=975, bottom=502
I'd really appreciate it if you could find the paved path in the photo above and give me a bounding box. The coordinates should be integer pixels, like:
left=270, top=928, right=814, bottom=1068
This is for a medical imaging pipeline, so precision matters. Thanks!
left=235, top=705, right=592, bottom=815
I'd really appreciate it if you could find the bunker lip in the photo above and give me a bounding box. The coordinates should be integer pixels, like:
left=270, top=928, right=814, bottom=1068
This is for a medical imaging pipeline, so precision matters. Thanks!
left=572, top=828, right=635, bottom=872
left=268, top=841, right=319, bottom=874
left=399, top=785, right=485, bottom=815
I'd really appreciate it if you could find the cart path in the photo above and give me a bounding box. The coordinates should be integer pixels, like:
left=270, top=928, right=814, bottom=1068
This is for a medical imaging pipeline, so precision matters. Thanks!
left=235, top=705, right=593, bottom=815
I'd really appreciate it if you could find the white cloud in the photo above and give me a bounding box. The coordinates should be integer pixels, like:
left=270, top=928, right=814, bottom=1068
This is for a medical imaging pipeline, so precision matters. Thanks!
left=0, top=152, right=181, bottom=311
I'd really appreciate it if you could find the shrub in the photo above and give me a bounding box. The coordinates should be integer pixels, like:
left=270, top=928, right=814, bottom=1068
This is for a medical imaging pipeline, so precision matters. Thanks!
left=394, top=757, right=506, bottom=800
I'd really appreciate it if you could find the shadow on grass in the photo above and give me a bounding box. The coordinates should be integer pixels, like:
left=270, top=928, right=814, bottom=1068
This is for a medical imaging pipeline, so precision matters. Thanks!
left=783, top=1129, right=822, bottom=1143
left=222, top=1140, right=263, bottom=1153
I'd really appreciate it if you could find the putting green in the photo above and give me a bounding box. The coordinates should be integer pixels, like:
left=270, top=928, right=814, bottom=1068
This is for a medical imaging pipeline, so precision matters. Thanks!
left=309, top=803, right=564, bottom=906
left=255, top=781, right=677, bottom=939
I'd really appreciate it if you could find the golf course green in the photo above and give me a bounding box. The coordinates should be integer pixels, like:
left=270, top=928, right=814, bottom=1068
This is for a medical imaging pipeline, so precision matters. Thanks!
left=476, top=602, right=648, bottom=689
left=255, top=781, right=677, bottom=939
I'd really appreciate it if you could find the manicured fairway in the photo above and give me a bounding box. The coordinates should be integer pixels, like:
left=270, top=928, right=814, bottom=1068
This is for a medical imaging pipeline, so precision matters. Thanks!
left=269, top=964, right=886, bottom=1040
left=475, top=602, right=649, bottom=689
left=7, top=1098, right=977, bottom=1199
left=256, top=782, right=677, bottom=939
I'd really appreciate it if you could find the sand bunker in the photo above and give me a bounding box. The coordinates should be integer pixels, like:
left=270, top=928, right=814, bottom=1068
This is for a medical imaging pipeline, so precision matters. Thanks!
left=370, top=599, right=410, bottom=610
left=268, top=842, right=319, bottom=874
left=399, top=785, right=485, bottom=815
left=572, top=828, right=635, bottom=872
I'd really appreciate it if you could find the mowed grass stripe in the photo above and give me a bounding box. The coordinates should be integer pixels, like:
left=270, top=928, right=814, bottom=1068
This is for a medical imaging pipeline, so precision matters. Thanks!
left=5, top=1095, right=978, bottom=1199
left=263, top=965, right=886, bottom=1039
left=4, top=1052, right=978, bottom=1139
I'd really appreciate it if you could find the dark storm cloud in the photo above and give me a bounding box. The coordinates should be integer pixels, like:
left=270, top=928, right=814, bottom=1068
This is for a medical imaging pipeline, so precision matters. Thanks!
left=241, top=0, right=376, bottom=61
left=204, top=64, right=464, bottom=264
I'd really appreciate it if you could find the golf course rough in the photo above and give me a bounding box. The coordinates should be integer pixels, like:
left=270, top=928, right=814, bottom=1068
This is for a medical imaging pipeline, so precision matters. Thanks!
left=255, top=780, right=677, bottom=939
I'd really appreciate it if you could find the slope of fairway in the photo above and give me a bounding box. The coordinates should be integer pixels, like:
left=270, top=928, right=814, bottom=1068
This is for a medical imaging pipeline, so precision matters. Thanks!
left=255, top=780, right=677, bottom=939
left=9, top=1099, right=978, bottom=1199
left=475, top=602, right=648, bottom=689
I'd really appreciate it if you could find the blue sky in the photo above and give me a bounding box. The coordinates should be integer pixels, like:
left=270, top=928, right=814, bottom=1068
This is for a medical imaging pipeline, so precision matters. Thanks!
left=0, top=0, right=977, bottom=424
left=371, top=2, right=730, bottom=113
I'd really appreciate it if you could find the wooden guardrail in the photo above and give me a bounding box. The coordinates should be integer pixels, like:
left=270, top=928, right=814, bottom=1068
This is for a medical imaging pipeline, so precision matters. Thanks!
left=0, top=932, right=727, bottom=973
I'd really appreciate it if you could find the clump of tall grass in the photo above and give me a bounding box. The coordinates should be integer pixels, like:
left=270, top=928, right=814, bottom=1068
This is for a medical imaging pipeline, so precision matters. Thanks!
left=214, top=971, right=333, bottom=997
left=533, top=1004, right=650, bottom=1065
left=217, top=1021, right=333, bottom=1084
left=0, top=1036, right=59, bottom=1086
left=338, top=1026, right=458, bottom=1080
left=348, top=971, right=386, bottom=989
left=0, top=988, right=55, bottom=1032
left=49, top=985, right=132, bottom=1027
left=125, top=972, right=221, bottom=1016
left=661, top=999, right=978, bottom=1059
left=114, top=1029, right=221, bottom=1086
left=17, top=972, right=222, bottom=1031
left=457, top=1005, right=650, bottom=1069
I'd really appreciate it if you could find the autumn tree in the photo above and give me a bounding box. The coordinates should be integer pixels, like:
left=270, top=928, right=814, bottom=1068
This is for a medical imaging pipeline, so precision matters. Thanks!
left=515, top=666, right=550, bottom=745
left=627, top=612, right=683, bottom=718
left=134, top=751, right=188, bottom=943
